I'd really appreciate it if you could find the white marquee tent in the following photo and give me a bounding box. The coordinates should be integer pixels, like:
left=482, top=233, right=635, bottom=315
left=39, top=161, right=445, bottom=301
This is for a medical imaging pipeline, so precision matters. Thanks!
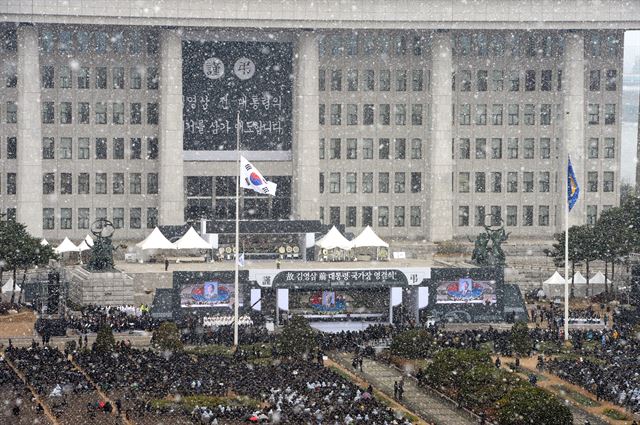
left=40, top=239, right=49, bottom=246
left=572, top=272, right=587, bottom=284
left=590, top=271, right=611, bottom=284
left=136, top=227, right=176, bottom=251
left=173, top=227, right=211, bottom=250
left=54, top=237, right=78, bottom=254
left=78, top=234, right=94, bottom=252
left=1, top=278, right=19, bottom=294
left=542, top=271, right=566, bottom=298
left=315, top=226, right=352, bottom=251
left=350, top=226, right=389, bottom=248
left=543, top=271, right=566, bottom=285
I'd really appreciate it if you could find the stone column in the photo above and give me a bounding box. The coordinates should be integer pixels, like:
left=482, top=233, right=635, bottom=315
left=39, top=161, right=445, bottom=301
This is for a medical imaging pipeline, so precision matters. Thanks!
left=292, top=31, right=320, bottom=220
left=159, top=29, right=185, bottom=225
left=429, top=32, right=453, bottom=242
left=563, top=32, right=585, bottom=227
left=16, top=25, right=43, bottom=237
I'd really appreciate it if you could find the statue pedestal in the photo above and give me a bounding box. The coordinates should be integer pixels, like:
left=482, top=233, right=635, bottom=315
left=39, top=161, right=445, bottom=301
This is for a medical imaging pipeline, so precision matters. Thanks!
left=68, top=267, right=134, bottom=306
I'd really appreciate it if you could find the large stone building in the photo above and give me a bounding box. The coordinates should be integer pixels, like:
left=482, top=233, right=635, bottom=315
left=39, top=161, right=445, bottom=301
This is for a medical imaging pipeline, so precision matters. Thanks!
left=0, top=0, right=638, bottom=243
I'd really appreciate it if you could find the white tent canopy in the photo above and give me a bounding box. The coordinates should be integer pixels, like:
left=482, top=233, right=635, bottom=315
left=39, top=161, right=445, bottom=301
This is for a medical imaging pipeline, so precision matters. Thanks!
left=315, top=226, right=352, bottom=250
left=572, top=271, right=587, bottom=284
left=135, top=227, right=176, bottom=251
left=40, top=238, right=49, bottom=246
left=350, top=226, right=389, bottom=248
left=543, top=271, right=566, bottom=285
left=590, top=271, right=611, bottom=284
left=174, top=227, right=211, bottom=250
left=54, top=237, right=78, bottom=254
left=1, top=278, right=19, bottom=294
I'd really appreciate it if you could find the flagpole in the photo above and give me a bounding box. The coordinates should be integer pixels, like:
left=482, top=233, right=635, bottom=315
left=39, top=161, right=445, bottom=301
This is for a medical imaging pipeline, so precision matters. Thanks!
left=234, top=112, right=240, bottom=347
left=564, top=156, right=570, bottom=341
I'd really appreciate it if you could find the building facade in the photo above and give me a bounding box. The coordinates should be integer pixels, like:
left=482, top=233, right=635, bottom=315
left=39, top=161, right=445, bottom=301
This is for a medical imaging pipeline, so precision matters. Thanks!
left=0, top=0, right=637, bottom=242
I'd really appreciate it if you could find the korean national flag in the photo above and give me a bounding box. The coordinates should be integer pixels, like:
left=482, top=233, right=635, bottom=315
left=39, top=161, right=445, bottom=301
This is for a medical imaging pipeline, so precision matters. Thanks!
left=240, top=156, right=277, bottom=196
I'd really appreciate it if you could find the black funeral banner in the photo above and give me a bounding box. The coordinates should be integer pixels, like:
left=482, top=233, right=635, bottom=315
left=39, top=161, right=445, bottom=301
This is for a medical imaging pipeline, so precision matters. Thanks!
left=182, top=40, right=293, bottom=151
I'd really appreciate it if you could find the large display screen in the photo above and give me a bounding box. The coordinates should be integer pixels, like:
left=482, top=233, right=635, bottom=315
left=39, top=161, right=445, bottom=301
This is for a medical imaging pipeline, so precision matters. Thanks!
left=288, top=288, right=389, bottom=317
left=435, top=278, right=497, bottom=305
left=179, top=280, right=240, bottom=308
left=182, top=40, right=293, bottom=151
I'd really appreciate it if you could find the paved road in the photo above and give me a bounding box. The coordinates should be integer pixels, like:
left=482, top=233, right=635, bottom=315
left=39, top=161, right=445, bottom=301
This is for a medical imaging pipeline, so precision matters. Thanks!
left=332, top=352, right=477, bottom=425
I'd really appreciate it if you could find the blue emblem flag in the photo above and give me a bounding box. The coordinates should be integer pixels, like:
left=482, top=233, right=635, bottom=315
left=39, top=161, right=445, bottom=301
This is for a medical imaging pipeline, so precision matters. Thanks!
left=567, top=157, right=580, bottom=211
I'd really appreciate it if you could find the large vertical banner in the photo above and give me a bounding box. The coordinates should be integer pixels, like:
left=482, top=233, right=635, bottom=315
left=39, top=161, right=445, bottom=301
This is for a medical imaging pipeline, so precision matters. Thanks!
left=182, top=40, right=293, bottom=151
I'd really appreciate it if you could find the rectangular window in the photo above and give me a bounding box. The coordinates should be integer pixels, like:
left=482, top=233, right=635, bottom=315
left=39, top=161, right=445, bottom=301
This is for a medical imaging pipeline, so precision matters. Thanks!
left=475, top=206, right=486, bottom=226
left=42, top=137, right=55, bottom=159
left=588, top=138, right=599, bottom=159
left=95, top=173, right=107, bottom=194
left=318, top=69, right=325, bottom=91
left=588, top=104, right=599, bottom=124
left=509, top=70, right=520, bottom=91
left=375, top=172, right=388, bottom=193
left=113, top=138, right=124, bottom=159
left=603, top=171, right=614, bottom=192
left=364, top=69, right=374, bottom=91
left=60, top=137, right=72, bottom=159
left=130, top=67, right=142, bottom=89
left=362, top=206, right=373, bottom=226
left=525, top=70, right=536, bottom=91
left=475, top=104, right=487, bottom=125
left=411, top=172, right=422, bottom=193
left=395, top=138, right=406, bottom=159
left=59, top=65, right=71, bottom=88
left=587, top=205, right=598, bottom=225
left=363, top=139, right=373, bottom=159
left=507, top=138, right=518, bottom=159
left=318, top=172, right=324, bottom=193
left=491, top=138, right=502, bottom=159
left=95, top=102, right=107, bottom=124
left=78, top=173, right=89, bottom=194
left=539, top=171, right=550, bottom=192
left=96, top=67, right=107, bottom=89
left=475, top=172, right=486, bottom=193
left=524, top=104, right=535, bottom=125
left=605, top=104, right=616, bottom=124
left=330, top=69, right=342, bottom=91
left=412, top=70, right=423, bottom=91
left=113, top=102, right=125, bottom=124
left=396, top=70, right=407, bottom=91
left=130, top=138, right=141, bottom=159
left=605, top=69, right=617, bottom=91
left=147, top=137, right=159, bottom=160
left=78, top=137, right=90, bottom=159
left=394, top=104, right=406, bottom=125
left=410, top=206, right=421, bottom=226
left=523, top=205, right=534, bottom=226
left=329, top=138, right=341, bottom=159
left=147, top=173, right=158, bottom=194
left=147, top=67, right=159, bottom=89
left=78, top=102, right=90, bottom=124
left=346, top=138, right=357, bottom=159
left=507, top=172, right=518, bottom=192
left=506, top=206, right=517, bottom=226
left=363, top=104, right=374, bottom=125
left=523, top=138, right=534, bottom=159
left=492, top=70, right=504, bottom=91
left=330, top=104, right=341, bottom=125
left=459, top=70, right=471, bottom=91
left=147, top=103, right=159, bottom=125
left=523, top=172, right=534, bottom=192
left=379, top=104, right=390, bottom=125
left=394, top=206, right=405, bottom=227
left=113, top=208, right=124, bottom=229
left=459, top=138, right=470, bottom=159
left=329, top=172, right=340, bottom=193
left=60, top=102, right=72, bottom=124
left=491, top=172, right=502, bottom=192
left=95, top=138, right=107, bottom=159
left=379, top=138, right=389, bottom=159
left=6, top=173, right=16, bottom=195
left=587, top=171, right=598, bottom=192
left=130, top=103, right=141, bottom=124
left=540, top=104, right=552, bottom=125
left=475, top=138, right=487, bottom=159
left=43, top=208, right=55, bottom=230
left=539, top=138, right=551, bottom=159
left=379, top=70, right=390, bottom=91
left=394, top=172, right=405, bottom=193
left=378, top=206, right=389, bottom=227
left=42, top=101, right=55, bottom=124
left=112, top=66, right=124, bottom=89
left=362, top=172, right=373, bottom=193
left=492, top=104, right=503, bottom=125
left=346, top=207, right=357, bottom=227
left=458, top=172, right=470, bottom=193
left=459, top=104, right=471, bottom=125
left=7, top=137, right=16, bottom=159
left=589, top=70, right=601, bottom=91
left=78, top=208, right=90, bottom=229
left=60, top=173, right=72, bottom=195
left=411, top=138, right=422, bottom=159
left=458, top=206, right=469, bottom=226
left=130, top=208, right=141, bottom=229
left=411, top=104, right=423, bottom=125
left=477, top=70, right=488, bottom=91
left=604, top=137, right=615, bottom=159
left=538, top=206, right=549, bottom=226
left=508, top=104, right=519, bottom=125
left=347, top=104, right=357, bottom=125
left=112, top=173, right=124, bottom=194
left=43, top=173, right=55, bottom=194
left=60, top=208, right=72, bottom=230
left=147, top=208, right=158, bottom=228
left=318, top=138, right=325, bottom=159
left=346, top=173, right=357, bottom=193
left=96, top=208, right=107, bottom=223
left=78, top=67, right=90, bottom=89
left=42, top=65, right=55, bottom=88
left=541, top=70, right=552, bottom=91
left=490, top=206, right=502, bottom=226
left=319, top=104, right=325, bottom=125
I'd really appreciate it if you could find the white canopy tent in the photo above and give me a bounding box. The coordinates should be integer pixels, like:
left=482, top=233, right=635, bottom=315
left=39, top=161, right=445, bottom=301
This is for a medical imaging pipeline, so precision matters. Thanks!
left=542, top=271, right=566, bottom=299
left=54, top=237, right=79, bottom=254
left=40, top=239, right=49, bottom=246
left=350, top=226, right=389, bottom=248
left=173, top=227, right=211, bottom=250
left=572, top=272, right=587, bottom=284
left=136, top=227, right=176, bottom=251
left=78, top=234, right=94, bottom=252
left=543, top=271, right=566, bottom=285
left=1, top=278, right=20, bottom=302
left=315, top=226, right=352, bottom=251
left=590, top=271, right=611, bottom=284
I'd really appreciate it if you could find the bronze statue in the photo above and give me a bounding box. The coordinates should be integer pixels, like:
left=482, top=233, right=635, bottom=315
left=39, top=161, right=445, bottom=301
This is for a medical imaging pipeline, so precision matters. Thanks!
left=469, top=219, right=509, bottom=266
left=86, top=219, right=116, bottom=271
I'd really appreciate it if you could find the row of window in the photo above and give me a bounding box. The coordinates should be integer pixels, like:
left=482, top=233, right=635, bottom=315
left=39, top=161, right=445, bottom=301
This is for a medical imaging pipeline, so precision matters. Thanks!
left=319, top=103, right=424, bottom=126
left=319, top=137, right=423, bottom=160
left=454, top=33, right=566, bottom=58
left=458, top=205, right=551, bottom=227
left=42, top=207, right=158, bottom=230
left=319, top=68, right=428, bottom=92
left=41, top=65, right=159, bottom=90
left=319, top=172, right=422, bottom=194
left=587, top=103, right=617, bottom=125
left=454, top=69, right=564, bottom=93
left=320, top=205, right=422, bottom=228
left=40, top=30, right=159, bottom=55
left=41, top=137, right=158, bottom=160
left=457, top=171, right=615, bottom=194
left=41, top=101, right=159, bottom=125
left=42, top=172, right=159, bottom=195
left=456, top=103, right=557, bottom=126
left=319, top=33, right=426, bottom=58
left=457, top=137, right=616, bottom=160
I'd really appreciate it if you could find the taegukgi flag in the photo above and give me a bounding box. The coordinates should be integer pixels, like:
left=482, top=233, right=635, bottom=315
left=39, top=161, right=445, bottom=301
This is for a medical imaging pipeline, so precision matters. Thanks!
left=240, top=156, right=277, bottom=196
left=567, top=156, right=580, bottom=211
